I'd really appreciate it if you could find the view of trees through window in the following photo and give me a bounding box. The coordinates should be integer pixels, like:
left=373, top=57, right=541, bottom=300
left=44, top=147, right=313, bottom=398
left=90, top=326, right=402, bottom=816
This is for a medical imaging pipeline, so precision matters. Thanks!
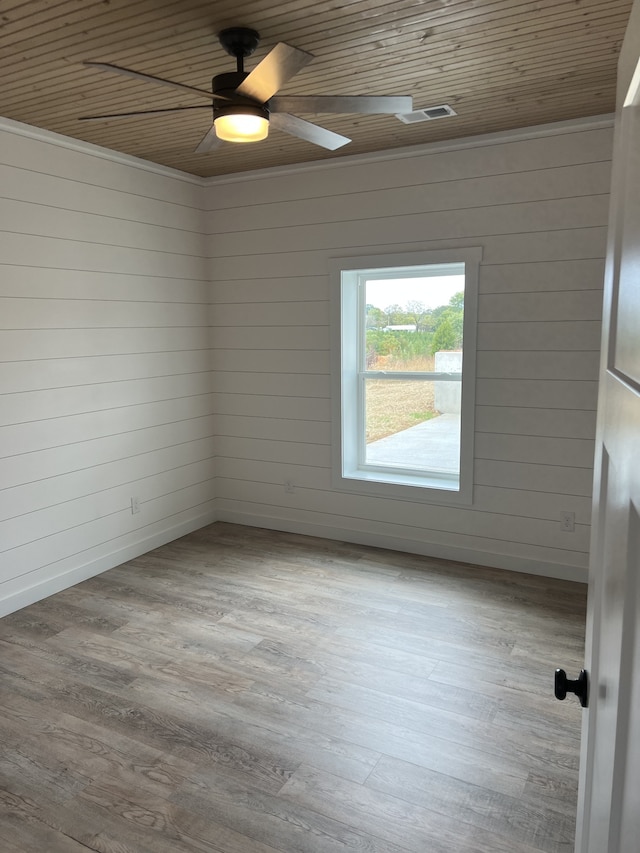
left=364, top=291, right=464, bottom=444
left=365, top=291, right=464, bottom=367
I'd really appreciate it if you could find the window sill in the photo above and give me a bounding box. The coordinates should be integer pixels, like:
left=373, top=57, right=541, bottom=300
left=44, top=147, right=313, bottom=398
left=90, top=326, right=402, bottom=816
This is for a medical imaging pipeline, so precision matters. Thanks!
left=336, top=468, right=473, bottom=505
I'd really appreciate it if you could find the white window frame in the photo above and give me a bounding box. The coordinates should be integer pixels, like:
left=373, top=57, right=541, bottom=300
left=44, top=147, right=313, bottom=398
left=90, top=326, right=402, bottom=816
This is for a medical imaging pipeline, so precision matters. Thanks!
left=329, top=248, right=482, bottom=505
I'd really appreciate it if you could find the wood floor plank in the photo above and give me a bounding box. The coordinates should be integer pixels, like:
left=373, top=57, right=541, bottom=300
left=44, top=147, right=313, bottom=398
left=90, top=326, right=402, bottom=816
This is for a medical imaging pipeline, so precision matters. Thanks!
left=365, top=755, right=575, bottom=852
left=279, top=764, right=545, bottom=853
left=0, top=596, right=127, bottom=639
left=0, top=521, right=586, bottom=852
left=172, top=769, right=413, bottom=853
left=45, top=625, right=256, bottom=695
left=0, top=813, right=97, bottom=853
left=122, top=674, right=380, bottom=786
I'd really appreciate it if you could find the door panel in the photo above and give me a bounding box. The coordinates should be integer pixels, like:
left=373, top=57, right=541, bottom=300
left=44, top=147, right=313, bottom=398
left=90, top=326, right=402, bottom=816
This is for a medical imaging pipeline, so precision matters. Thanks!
left=612, top=103, right=640, bottom=385
left=576, top=3, right=640, bottom=850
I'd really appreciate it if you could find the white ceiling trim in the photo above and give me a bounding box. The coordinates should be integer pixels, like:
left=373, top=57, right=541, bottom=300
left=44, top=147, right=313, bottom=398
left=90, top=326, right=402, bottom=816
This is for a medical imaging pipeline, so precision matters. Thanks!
left=0, top=112, right=614, bottom=189
left=202, top=114, right=615, bottom=186
left=0, top=114, right=202, bottom=185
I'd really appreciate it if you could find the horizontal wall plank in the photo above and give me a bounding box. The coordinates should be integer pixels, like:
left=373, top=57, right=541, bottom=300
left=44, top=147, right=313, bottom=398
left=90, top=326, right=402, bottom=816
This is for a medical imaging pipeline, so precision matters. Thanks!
left=215, top=414, right=330, bottom=446
left=0, top=163, right=203, bottom=232
left=1, top=374, right=214, bottom=426
left=1, top=459, right=215, bottom=553
left=480, top=227, right=608, bottom=266
left=0, top=413, right=214, bottom=491
left=479, top=258, right=605, bottom=294
left=476, top=321, right=602, bottom=352
left=209, top=228, right=608, bottom=280
left=205, top=162, right=612, bottom=234
left=212, top=300, right=329, bottom=328
left=478, top=290, right=603, bottom=322
left=0, top=350, right=213, bottom=396
left=475, top=406, right=597, bottom=439
left=210, top=276, right=328, bottom=305
left=0, top=438, right=214, bottom=522
left=214, top=371, right=330, bottom=399
left=215, top=458, right=331, bottom=491
left=211, top=326, right=329, bottom=351
left=474, top=433, right=595, bottom=468
left=208, top=196, right=609, bottom=258
left=476, top=378, right=599, bottom=410
left=0, top=327, right=211, bottom=361
left=475, top=459, right=594, bottom=496
left=476, top=351, right=600, bottom=380
left=0, top=265, right=210, bottom=302
left=216, top=436, right=330, bottom=469
left=215, top=457, right=593, bottom=525
left=0, top=394, right=214, bottom=457
left=0, top=233, right=207, bottom=279
left=211, top=350, right=329, bottom=376
left=205, top=128, right=614, bottom=210
left=472, top=485, right=593, bottom=526
left=1, top=297, right=210, bottom=329
left=214, top=393, right=329, bottom=422
left=0, top=197, right=204, bottom=256
left=0, top=130, right=204, bottom=207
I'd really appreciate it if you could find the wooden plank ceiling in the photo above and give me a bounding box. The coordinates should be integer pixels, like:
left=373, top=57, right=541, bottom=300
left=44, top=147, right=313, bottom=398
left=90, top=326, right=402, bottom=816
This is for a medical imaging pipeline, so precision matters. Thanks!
left=0, top=0, right=633, bottom=178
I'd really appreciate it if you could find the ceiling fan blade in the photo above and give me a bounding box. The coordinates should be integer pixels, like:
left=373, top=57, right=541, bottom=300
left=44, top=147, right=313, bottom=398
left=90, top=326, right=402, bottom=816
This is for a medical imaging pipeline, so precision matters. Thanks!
left=270, top=112, right=350, bottom=151
left=83, top=61, right=220, bottom=101
left=270, top=95, right=413, bottom=115
left=236, top=43, right=313, bottom=102
left=79, top=105, right=212, bottom=122
left=195, top=124, right=223, bottom=154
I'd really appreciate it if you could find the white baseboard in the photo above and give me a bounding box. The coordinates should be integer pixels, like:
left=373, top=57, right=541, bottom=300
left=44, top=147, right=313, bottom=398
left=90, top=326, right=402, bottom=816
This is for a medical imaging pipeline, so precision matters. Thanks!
left=1, top=506, right=586, bottom=620
left=0, top=510, right=217, bottom=617
left=215, top=509, right=589, bottom=584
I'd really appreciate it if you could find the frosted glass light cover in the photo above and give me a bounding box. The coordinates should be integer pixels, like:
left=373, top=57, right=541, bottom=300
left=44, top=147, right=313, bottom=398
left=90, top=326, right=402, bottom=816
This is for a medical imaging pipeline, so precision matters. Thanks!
left=214, top=114, right=269, bottom=142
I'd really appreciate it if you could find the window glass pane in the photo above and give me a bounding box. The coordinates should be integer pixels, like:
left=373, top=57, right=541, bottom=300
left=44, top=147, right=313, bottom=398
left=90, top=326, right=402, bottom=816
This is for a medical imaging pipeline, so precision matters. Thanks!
left=364, top=274, right=464, bottom=373
left=364, top=379, right=461, bottom=476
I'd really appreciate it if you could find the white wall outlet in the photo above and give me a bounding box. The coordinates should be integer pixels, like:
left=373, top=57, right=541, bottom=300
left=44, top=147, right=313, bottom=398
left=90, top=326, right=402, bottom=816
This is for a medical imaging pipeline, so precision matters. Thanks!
left=130, top=496, right=141, bottom=514
left=560, top=511, right=575, bottom=532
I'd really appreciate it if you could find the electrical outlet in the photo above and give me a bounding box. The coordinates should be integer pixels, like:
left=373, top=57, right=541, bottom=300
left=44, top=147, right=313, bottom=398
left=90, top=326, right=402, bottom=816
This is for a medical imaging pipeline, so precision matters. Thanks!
left=131, top=496, right=141, bottom=515
left=284, top=481, right=294, bottom=493
left=560, top=511, right=575, bottom=532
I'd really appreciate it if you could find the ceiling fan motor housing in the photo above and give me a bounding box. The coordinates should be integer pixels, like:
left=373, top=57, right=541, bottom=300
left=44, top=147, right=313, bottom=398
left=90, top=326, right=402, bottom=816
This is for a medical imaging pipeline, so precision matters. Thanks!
left=211, top=71, right=269, bottom=121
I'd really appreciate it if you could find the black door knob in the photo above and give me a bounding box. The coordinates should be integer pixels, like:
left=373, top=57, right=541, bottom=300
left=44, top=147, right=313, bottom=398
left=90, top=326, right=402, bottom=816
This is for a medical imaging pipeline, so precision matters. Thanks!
left=554, top=668, right=589, bottom=707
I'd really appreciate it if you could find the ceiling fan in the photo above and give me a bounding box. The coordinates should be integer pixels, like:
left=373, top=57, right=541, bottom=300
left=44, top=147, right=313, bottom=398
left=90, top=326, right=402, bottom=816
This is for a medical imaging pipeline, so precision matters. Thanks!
left=80, top=27, right=413, bottom=153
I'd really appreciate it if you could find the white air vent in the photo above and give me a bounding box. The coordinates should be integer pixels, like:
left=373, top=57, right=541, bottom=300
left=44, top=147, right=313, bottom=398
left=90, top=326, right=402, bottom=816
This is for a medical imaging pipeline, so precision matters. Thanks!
left=396, top=104, right=457, bottom=124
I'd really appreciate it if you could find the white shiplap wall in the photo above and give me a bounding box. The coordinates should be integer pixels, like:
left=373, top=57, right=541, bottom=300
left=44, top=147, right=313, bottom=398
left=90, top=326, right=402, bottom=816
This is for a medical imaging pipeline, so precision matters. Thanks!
left=0, top=121, right=215, bottom=615
left=205, top=120, right=612, bottom=582
left=0, top=115, right=612, bottom=614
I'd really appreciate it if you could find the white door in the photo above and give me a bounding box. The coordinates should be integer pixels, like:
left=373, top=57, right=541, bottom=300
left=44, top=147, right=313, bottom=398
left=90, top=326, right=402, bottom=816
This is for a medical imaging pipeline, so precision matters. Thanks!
left=575, top=2, right=640, bottom=851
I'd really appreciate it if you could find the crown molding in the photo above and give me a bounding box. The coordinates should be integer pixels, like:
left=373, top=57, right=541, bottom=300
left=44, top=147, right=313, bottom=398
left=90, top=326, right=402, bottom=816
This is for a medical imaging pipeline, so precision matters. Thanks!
left=0, top=115, right=202, bottom=185
left=0, top=112, right=614, bottom=189
left=202, top=114, right=615, bottom=186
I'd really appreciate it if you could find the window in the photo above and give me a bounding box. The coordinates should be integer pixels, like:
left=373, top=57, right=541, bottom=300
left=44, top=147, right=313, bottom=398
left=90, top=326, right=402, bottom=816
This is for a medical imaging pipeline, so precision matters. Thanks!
left=330, top=249, right=481, bottom=504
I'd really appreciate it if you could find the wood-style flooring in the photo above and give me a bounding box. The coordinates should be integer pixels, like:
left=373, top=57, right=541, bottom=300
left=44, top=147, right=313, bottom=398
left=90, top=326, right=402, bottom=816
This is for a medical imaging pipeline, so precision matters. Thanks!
left=0, top=523, right=587, bottom=853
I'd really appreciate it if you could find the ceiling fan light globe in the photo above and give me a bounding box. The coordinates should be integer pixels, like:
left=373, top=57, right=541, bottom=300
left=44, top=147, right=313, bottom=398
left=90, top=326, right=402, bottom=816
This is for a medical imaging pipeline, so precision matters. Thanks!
left=214, top=113, right=269, bottom=142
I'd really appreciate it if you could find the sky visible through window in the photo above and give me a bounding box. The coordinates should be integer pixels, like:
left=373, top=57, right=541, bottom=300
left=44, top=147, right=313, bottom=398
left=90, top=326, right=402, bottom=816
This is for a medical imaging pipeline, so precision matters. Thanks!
left=365, top=276, right=465, bottom=310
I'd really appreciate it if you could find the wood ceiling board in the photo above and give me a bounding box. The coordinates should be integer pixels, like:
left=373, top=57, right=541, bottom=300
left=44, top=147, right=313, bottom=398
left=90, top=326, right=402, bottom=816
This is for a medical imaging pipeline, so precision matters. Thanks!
left=0, top=0, right=632, bottom=177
